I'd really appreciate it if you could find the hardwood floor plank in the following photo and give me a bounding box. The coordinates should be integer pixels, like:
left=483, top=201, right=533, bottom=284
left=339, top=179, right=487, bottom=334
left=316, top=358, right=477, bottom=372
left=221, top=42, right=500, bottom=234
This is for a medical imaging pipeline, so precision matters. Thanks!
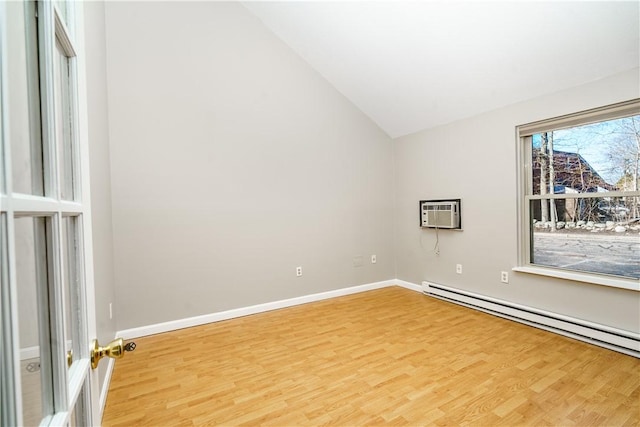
left=103, top=286, right=640, bottom=426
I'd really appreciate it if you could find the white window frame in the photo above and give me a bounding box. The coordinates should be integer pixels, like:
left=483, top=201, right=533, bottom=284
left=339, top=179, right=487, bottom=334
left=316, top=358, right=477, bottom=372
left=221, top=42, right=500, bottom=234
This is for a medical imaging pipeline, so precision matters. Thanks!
left=514, top=99, right=640, bottom=292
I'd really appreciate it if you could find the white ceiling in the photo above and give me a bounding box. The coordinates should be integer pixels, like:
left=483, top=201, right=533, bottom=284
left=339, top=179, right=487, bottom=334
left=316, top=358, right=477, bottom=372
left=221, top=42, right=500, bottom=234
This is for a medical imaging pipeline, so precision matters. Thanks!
left=243, top=1, right=640, bottom=138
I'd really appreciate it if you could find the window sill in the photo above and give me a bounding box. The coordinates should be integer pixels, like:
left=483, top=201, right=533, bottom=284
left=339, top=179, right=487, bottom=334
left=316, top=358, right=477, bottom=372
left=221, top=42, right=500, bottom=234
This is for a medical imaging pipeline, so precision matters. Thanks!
left=512, top=266, right=640, bottom=292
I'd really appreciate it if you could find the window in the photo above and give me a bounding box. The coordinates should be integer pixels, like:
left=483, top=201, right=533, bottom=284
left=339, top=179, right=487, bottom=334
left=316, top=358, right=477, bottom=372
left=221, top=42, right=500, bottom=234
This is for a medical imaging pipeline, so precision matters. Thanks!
left=517, top=100, right=640, bottom=288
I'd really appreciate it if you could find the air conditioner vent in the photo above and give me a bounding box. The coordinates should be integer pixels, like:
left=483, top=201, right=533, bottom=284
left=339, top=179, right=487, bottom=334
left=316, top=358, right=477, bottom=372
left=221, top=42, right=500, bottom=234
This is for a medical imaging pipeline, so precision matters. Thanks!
left=419, top=199, right=461, bottom=229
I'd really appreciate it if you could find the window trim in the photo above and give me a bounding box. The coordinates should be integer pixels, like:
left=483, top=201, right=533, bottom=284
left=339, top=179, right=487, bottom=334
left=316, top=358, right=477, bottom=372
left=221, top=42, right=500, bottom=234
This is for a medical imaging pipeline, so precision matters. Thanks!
left=519, top=99, right=640, bottom=137
left=512, top=266, right=639, bottom=292
left=516, top=99, right=640, bottom=291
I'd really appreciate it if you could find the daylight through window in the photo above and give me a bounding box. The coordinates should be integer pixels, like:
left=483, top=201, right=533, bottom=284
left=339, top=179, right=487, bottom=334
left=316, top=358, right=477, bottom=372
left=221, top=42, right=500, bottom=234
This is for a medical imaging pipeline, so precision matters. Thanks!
left=518, top=100, right=640, bottom=281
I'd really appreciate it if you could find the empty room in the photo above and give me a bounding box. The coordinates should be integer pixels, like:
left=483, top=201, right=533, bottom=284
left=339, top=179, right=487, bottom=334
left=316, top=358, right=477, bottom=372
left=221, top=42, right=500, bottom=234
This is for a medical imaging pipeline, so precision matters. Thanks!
left=1, top=0, right=639, bottom=425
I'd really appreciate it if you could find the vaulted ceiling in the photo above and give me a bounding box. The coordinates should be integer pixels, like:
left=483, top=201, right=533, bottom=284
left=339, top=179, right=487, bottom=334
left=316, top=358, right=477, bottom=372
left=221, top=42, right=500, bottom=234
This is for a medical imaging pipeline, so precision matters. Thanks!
left=243, top=1, right=640, bottom=138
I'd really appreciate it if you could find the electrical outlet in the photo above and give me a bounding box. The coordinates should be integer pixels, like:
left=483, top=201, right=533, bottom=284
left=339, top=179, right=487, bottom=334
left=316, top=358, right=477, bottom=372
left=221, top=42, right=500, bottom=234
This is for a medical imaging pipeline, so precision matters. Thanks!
left=371, top=254, right=377, bottom=264
left=456, top=264, right=462, bottom=274
left=296, top=266, right=303, bottom=277
left=501, top=271, right=509, bottom=283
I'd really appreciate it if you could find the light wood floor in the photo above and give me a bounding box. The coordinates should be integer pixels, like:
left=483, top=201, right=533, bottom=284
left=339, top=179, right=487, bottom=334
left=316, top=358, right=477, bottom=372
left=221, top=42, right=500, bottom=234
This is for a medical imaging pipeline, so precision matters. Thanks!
left=102, top=286, right=640, bottom=426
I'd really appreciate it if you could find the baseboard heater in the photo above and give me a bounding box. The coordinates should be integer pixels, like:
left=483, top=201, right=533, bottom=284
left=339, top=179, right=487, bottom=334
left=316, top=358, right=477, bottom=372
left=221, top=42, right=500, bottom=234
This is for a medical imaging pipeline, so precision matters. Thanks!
left=422, top=281, right=640, bottom=358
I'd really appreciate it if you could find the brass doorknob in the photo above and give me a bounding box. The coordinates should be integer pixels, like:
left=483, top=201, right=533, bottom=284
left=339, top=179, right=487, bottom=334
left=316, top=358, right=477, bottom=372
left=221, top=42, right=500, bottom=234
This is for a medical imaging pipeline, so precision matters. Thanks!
left=90, top=338, right=136, bottom=369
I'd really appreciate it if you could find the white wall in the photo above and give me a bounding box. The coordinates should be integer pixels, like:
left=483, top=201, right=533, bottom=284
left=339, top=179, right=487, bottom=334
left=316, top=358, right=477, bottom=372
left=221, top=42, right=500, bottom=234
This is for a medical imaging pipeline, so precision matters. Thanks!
left=394, top=68, right=640, bottom=332
left=83, top=1, right=117, bottom=388
left=104, top=2, right=395, bottom=330
left=99, top=1, right=637, bottom=335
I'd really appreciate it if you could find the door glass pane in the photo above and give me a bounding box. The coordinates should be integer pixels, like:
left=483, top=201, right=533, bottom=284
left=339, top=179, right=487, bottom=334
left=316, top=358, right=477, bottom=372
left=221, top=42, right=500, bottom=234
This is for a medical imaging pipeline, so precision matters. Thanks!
left=68, top=379, right=89, bottom=427
left=54, top=40, right=75, bottom=201
left=14, top=216, right=53, bottom=425
left=61, top=216, right=81, bottom=375
left=7, top=1, right=44, bottom=196
left=54, top=1, right=69, bottom=28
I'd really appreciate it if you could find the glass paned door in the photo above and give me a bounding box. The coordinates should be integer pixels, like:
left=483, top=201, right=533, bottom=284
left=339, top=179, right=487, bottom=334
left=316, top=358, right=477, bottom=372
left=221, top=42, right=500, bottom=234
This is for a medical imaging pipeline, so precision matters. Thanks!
left=1, top=1, right=98, bottom=425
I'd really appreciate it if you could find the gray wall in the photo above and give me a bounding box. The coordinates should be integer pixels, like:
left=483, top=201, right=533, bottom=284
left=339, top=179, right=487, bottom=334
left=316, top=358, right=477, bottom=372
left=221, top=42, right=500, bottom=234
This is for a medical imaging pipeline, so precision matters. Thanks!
left=393, top=68, right=640, bottom=332
left=83, top=1, right=117, bottom=388
left=103, top=2, right=395, bottom=330
left=96, top=1, right=637, bottom=336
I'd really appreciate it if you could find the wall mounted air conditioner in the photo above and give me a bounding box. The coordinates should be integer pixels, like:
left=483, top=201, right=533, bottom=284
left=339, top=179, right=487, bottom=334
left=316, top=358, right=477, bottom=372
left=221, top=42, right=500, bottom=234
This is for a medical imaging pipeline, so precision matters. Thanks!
left=419, top=199, right=461, bottom=229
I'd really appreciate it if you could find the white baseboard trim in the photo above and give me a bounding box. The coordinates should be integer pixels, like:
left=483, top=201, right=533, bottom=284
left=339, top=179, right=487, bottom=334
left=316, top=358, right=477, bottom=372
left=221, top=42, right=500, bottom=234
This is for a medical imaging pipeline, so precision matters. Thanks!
left=20, top=346, right=39, bottom=361
left=394, top=279, right=422, bottom=293
left=117, top=279, right=397, bottom=340
left=21, top=339, right=75, bottom=361
left=99, top=357, right=115, bottom=420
